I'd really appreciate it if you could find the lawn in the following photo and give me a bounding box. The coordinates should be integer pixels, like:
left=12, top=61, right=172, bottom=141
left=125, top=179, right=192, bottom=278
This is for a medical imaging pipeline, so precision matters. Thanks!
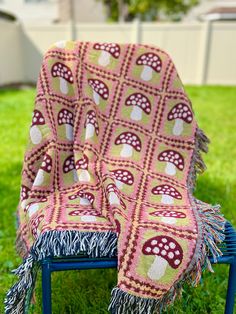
left=0, top=86, right=236, bottom=313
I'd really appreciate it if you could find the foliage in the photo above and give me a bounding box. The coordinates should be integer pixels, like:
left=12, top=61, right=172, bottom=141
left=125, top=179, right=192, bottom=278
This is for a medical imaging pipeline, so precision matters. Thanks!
left=97, top=0, right=199, bottom=21
left=0, top=86, right=236, bottom=313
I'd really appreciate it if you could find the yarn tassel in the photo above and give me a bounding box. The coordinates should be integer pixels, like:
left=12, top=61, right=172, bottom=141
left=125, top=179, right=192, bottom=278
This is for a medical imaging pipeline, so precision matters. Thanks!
left=4, top=231, right=117, bottom=314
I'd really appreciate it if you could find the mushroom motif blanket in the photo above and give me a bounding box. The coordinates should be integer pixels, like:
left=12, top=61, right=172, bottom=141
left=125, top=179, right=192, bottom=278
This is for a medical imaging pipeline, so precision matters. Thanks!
left=5, top=41, right=226, bottom=314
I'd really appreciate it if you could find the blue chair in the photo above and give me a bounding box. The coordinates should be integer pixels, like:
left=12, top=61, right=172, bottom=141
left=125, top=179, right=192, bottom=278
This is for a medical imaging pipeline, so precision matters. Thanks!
left=41, top=221, right=236, bottom=314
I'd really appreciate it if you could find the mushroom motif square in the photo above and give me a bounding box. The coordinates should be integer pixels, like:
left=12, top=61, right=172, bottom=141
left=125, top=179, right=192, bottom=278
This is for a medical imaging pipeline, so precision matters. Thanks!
left=84, top=42, right=128, bottom=75
left=82, top=72, right=119, bottom=118
left=73, top=100, right=109, bottom=154
left=143, top=175, right=188, bottom=206
left=139, top=204, right=197, bottom=232
left=31, top=149, right=55, bottom=191
left=104, top=123, right=150, bottom=167
left=159, top=96, right=197, bottom=139
left=107, top=164, right=142, bottom=198
left=46, top=57, right=78, bottom=99
left=125, top=46, right=168, bottom=90
left=148, top=140, right=193, bottom=183
left=124, top=227, right=197, bottom=288
left=114, top=84, right=161, bottom=131
left=50, top=99, right=75, bottom=142
left=29, top=98, right=53, bottom=147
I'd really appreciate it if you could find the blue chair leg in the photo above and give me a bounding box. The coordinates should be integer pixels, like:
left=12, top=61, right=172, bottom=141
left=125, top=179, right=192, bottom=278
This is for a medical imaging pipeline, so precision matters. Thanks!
left=225, top=256, right=236, bottom=314
left=42, top=259, right=52, bottom=314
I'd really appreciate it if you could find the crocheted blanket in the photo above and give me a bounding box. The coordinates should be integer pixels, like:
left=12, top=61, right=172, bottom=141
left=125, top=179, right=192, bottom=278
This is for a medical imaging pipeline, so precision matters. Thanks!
left=5, top=41, right=226, bottom=314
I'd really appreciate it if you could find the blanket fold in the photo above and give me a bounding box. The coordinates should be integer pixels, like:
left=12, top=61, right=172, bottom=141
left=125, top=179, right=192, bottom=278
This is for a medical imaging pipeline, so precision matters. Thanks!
left=5, top=40, right=226, bottom=314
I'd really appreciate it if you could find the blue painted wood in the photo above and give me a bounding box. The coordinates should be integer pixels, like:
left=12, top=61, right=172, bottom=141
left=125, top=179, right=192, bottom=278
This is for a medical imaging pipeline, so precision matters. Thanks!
left=41, top=220, right=236, bottom=314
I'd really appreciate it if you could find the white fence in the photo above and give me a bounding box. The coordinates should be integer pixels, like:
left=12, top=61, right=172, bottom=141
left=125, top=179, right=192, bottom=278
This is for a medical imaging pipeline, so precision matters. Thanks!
left=1, top=20, right=236, bottom=86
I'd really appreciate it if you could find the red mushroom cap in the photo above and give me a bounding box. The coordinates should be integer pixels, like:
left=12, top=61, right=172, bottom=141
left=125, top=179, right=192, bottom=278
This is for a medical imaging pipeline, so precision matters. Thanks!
left=136, top=53, right=162, bottom=72
left=93, top=43, right=120, bottom=59
left=63, top=155, right=75, bottom=173
left=69, top=209, right=99, bottom=216
left=107, top=183, right=119, bottom=194
left=58, top=109, right=74, bottom=126
left=158, top=150, right=184, bottom=171
left=152, top=184, right=182, bottom=199
left=51, top=62, right=74, bottom=83
left=125, top=93, right=151, bottom=115
left=150, top=210, right=186, bottom=219
left=167, top=103, right=193, bottom=123
left=41, top=154, right=52, bottom=173
left=75, top=154, right=89, bottom=170
left=31, top=110, right=45, bottom=127
left=142, top=235, right=183, bottom=269
left=115, top=132, right=141, bottom=152
left=84, top=110, right=99, bottom=135
left=68, top=191, right=94, bottom=205
left=20, top=185, right=30, bottom=202
left=88, top=79, right=109, bottom=100
left=110, top=169, right=134, bottom=185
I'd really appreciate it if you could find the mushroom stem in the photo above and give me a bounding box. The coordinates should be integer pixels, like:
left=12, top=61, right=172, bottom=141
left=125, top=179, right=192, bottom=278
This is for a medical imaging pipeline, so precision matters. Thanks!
left=33, top=169, right=44, bottom=186
left=98, top=51, right=111, bottom=66
left=28, top=203, right=39, bottom=218
left=115, top=180, right=123, bottom=190
left=79, top=197, right=91, bottom=206
left=65, top=124, right=73, bottom=141
left=73, top=169, right=78, bottom=182
left=147, top=256, right=168, bottom=280
left=108, top=192, right=120, bottom=206
left=93, top=91, right=100, bottom=105
left=81, top=215, right=97, bottom=222
left=141, top=65, right=153, bottom=81
left=78, top=169, right=91, bottom=182
left=165, top=162, right=176, bottom=176
left=120, top=144, right=133, bottom=158
left=30, top=125, right=42, bottom=145
left=173, top=118, right=184, bottom=136
left=85, top=123, right=95, bottom=139
left=130, top=106, right=143, bottom=121
left=161, top=194, right=174, bottom=205
left=59, top=77, right=68, bottom=94
left=161, top=217, right=177, bottom=225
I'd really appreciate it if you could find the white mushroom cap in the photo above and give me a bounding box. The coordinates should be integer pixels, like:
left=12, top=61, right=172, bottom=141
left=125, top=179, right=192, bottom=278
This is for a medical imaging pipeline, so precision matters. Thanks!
left=115, top=132, right=141, bottom=152
left=110, top=169, right=134, bottom=185
left=158, top=150, right=184, bottom=171
left=75, top=155, right=89, bottom=170
left=51, top=62, right=74, bottom=83
left=167, top=103, right=193, bottom=123
left=125, top=93, right=151, bottom=114
left=40, top=154, right=52, bottom=173
left=93, top=42, right=120, bottom=59
left=31, top=110, right=45, bottom=127
left=142, top=235, right=183, bottom=269
left=152, top=184, right=182, bottom=199
left=58, top=109, right=74, bottom=126
left=136, top=52, right=162, bottom=72
left=84, top=110, right=99, bottom=135
left=63, top=155, right=75, bottom=173
left=88, top=79, right=109, bottom=100
left=150, top=210, right=186, bottom=219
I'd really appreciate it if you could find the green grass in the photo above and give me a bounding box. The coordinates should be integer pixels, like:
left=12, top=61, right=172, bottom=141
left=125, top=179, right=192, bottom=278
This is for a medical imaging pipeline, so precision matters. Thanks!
left=0, top=86, right=236, bottom=313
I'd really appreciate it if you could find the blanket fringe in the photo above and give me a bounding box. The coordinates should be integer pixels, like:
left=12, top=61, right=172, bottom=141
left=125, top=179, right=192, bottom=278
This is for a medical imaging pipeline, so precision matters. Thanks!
left=4, top=230, right=117, bottom=314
